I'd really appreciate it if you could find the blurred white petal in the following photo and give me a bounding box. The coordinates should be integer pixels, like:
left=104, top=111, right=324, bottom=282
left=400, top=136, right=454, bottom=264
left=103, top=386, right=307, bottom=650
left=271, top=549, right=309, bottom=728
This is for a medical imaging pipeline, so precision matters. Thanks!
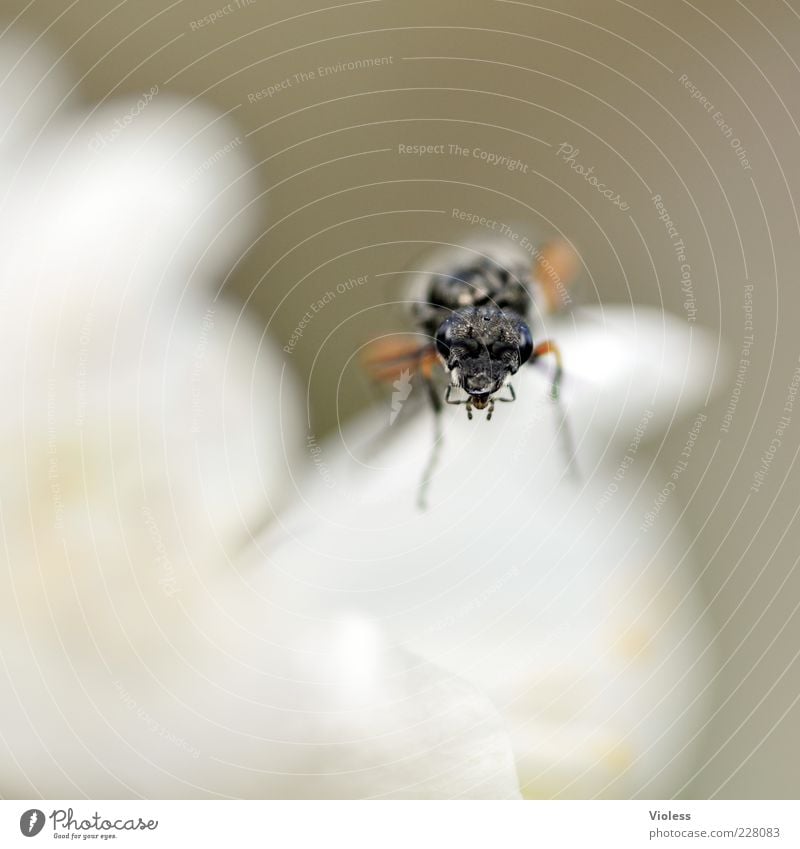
left=0, top=36, right=75, bottom=154
left=0, top=35, right=519, bottom=801
left=554, top=305, right=722, bottom=446
left=0, top=567, right=521, bottom=798
left=252, top=287, right=721, bottom=797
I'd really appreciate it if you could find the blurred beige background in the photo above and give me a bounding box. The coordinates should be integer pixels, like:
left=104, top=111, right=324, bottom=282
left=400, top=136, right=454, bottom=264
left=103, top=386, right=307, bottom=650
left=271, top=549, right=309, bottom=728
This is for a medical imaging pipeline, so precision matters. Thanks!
left=6, top=0, right=799, bottom=797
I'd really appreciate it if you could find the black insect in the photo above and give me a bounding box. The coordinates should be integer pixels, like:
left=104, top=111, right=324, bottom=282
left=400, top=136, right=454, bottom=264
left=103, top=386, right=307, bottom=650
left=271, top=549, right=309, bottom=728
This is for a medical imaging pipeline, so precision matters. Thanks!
left=415, top=255, right=562, bottom=418
left=363, top=240, right=576, bottom=507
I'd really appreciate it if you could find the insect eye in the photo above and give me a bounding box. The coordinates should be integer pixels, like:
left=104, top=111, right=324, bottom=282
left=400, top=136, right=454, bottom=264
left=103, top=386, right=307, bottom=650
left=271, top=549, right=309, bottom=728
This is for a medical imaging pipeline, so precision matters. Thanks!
left=435, top=322, right=451, bottom=360
left=461, top=337, right=481, bottom=355
left=517, top=323, right=533, bottom=364
left=490, top=341, right=515, bottom=359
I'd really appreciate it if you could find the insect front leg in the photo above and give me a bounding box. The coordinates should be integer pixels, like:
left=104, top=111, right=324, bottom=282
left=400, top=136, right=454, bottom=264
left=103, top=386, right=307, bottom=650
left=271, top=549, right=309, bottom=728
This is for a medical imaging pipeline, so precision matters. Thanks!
left=445, top=384, right=473, bottom=419
left=529, top=342, right=580, bottom=479
left=530, top=340, right=563, bottom=400
left=418, top=371, right=444, bottom=510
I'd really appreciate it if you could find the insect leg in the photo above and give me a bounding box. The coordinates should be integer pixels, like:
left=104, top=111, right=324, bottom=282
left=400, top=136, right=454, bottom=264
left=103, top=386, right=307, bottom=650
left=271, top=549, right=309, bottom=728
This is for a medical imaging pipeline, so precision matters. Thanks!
left=417, top=373, right=444, bottom=510
left=554, top=393, right=581, bottom=481
left=444, top=384, right=462, bottom=405
left=528, top=341, right=579, bottom=475
left=530, top=340, right=563, bottom=400
left=444, top=385, right=474, bottom=419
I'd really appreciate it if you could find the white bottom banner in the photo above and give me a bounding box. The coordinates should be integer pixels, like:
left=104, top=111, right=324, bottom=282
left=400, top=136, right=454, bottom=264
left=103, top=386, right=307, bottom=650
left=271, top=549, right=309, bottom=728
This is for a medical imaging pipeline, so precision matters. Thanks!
left=2, top=800, right=797, bottom=848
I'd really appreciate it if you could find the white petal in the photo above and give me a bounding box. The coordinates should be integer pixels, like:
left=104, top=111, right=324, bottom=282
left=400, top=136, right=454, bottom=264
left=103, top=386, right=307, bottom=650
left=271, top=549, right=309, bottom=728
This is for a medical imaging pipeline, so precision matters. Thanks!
left=0, top=568, right=520, bottom=798
left=0, top=45, right=518, bottom=800
left=552, top=305, right=722, bottom=445
left=255, top=304, right=720, bottom=796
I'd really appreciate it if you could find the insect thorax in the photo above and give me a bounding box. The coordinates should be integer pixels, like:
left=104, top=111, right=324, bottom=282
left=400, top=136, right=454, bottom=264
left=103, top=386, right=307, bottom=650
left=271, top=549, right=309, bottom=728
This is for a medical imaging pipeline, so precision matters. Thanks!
left=413, top=257, right=533, bottom=339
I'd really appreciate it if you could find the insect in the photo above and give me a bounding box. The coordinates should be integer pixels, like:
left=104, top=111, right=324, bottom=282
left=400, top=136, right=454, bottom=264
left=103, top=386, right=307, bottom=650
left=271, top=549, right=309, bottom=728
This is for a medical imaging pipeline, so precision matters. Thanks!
left=362, top=238, right=579, bottom=507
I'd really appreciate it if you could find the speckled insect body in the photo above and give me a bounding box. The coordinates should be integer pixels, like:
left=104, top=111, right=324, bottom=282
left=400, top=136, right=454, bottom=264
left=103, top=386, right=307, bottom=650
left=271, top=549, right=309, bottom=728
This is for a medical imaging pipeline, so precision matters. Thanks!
left=362, top=239, right=576, bottom=507
left=413, top=256, right=550, bottom=419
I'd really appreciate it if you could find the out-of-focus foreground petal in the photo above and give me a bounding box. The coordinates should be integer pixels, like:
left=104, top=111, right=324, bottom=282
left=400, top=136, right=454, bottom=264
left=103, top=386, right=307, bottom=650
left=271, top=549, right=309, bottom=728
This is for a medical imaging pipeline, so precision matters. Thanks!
left=0, top=557, right=521, bottom=798
left=0, top=34, right=520, bottom=800
left=253, top=293, right=722, bottom=798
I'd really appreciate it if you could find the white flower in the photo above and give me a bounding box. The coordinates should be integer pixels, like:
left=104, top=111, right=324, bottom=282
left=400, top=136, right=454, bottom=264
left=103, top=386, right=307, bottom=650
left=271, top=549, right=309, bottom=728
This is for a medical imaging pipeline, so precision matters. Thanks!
left=0, top=33, right=722, bottom=801
left=0, top=33, right=520, bottom=800
left=256, top=236, right=722, bottom=799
